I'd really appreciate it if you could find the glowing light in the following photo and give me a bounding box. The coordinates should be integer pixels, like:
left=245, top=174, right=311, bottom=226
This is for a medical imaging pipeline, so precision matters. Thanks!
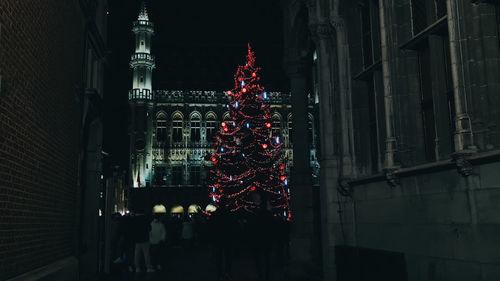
left=242, top=153, right=245, bottom=157
left=227, top=90, right=232, bottom=95
left=252, top=72, right=256, bottom=77
left=276, top=136, right=280, bottom=143
left=213, top=187, right=216, bottom=192
left=265, top=123, right=271, bottom=128
left=221, top=147, right=224, bottom=152
left=188, top=205, right=200, bottom=214
left=212, top=196, right=216, bottom=202
left=246, top=123, right=250, bottom=128
left=211, top=157, right=217, bottom=162
left=285, top=179, right=288, bottom=185
left=262, top=144, right=268, bottom=149
left=235, top=101, right=239, bottom=107
left=242, top=88, right=247, bottom=93
left=153, top=204, right=167, bottom=214
left=280, top=176, right=286, bottom=181
left=263, top=92, right=268, bottom=99
left=205, top=204, right=217, bottom=212
left=171, top=205, right=184, bottom=214
left=241, top=81, right=245, bottom=86
left=222, top=122, right=227, bottom=127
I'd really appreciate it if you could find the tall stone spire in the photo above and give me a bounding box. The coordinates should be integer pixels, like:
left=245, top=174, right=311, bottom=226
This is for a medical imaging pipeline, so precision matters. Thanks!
left=138, top=1, right=149, bottom=21
left=129, top=1, right=155, bottom=188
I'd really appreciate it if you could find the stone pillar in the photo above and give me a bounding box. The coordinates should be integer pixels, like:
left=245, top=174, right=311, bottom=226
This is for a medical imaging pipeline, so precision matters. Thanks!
left=446, top=0, right=476, bottom=152
left=285, top=59, right=316, bottom=266
left=310, top=22, right=339, bottom=281
left=378, top=1, right=397, bottom=170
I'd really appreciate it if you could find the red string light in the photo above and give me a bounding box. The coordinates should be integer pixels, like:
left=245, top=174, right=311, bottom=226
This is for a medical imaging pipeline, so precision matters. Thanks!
left=207, top=44, right=291, bottom=220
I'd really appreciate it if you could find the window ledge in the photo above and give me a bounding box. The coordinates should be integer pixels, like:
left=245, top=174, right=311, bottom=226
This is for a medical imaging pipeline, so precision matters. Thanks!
left=348, top=149, right=500, bottom=186
left=353, top=60, right=382, bottom=81
left=399, top=16, right=448, bottom=50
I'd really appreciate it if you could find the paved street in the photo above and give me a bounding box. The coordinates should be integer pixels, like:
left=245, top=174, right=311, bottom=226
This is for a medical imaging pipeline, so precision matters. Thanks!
left=106, top=243, right=289, bottom=281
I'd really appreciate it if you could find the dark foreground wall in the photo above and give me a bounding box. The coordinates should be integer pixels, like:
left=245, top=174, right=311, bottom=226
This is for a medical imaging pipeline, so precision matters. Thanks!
left=0, top=1, right=83, bottom=279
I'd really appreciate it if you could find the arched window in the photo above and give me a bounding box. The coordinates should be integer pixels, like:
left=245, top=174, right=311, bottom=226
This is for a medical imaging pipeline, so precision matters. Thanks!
left=288, top=114, right=293, bottom=144
left=172, top=113, right=183, bottom=143
left=156, top=112, right=167, bottom=143
left=308, top=114, right=314, bottom=144
left=272, top=114, right=281, bottom=137
left=190, top=113, right=201, bottom=142
left=206, top=113, right=217, bottom=142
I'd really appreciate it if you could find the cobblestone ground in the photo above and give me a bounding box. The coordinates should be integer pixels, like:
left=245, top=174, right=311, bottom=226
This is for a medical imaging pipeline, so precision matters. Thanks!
left=106, top=243, right=288, bottom=281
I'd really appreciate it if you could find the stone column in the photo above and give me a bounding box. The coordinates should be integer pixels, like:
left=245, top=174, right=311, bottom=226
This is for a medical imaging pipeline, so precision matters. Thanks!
left=285, top=59, right=316, bottom=266
left=310, top=22, right=339, bottom=281
left=378, top=1, right=397, bottom=170
left=446, top=0, right=475, bottom=152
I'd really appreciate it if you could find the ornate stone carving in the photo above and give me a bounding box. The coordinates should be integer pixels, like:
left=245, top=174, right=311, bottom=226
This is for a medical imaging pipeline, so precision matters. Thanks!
left=329, top=16, right=345, bottom=30
left=337, top=177, right=352, bottom=197
left=309, top=23, right=333, bottom=43
left=454, top=156, right=473, bottom=177
left=384, top=168, right=399, bottom=187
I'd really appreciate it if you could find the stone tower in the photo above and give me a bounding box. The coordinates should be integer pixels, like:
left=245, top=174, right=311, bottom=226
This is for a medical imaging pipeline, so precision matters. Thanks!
left=129, top=1, right=155, bottom=188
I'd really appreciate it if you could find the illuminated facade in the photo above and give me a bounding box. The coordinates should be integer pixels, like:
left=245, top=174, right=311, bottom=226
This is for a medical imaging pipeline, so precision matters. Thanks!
left=128, top=3, right=318, bottom=209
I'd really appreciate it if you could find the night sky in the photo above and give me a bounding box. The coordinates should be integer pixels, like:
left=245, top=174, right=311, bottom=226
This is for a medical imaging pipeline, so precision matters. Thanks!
left=103, top=0, right=288, bottom=174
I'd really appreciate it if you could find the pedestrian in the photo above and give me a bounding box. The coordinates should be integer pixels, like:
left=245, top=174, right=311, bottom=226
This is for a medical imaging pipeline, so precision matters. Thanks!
left=150, top=213, right=166, bottom=271
left=212, top=198, right=236, bottom=281
left=248, top=192, right=274, bottom=281
left=181, top=216, right=194, bottom=250
left=132, top=211, right=155, bottom=273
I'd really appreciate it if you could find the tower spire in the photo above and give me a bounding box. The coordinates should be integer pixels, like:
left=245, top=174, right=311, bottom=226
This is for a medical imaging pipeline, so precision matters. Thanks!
left=138, top=1, right=149, bottom=20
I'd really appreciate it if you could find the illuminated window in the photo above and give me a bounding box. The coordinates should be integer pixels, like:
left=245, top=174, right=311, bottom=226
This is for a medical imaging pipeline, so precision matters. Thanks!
left=156, top=113, right=167, bottom=143
left=154, top=166, right=167, bottom=185
left=272, top=114, right=281, bottom=137
left=190, top=166, right=200, bottom=185
left=172, top=166, right=183, bottom=185
left=190, top=114, right=201, bottom=142
left=206, top=113, right=216, bottom=142
left=288, top=114, right=293, bottom=144
left=308, top=115, right=314, bottom=144
left=172, top=113, right=183, bottom=143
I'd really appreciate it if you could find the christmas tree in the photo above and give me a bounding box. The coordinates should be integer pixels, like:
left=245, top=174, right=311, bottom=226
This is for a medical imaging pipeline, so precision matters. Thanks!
left=207, top=44, right=291, bottom=220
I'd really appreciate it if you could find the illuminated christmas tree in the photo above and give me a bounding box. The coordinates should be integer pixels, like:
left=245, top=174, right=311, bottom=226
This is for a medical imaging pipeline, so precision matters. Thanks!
left=207, top=44, right=291, bottom=220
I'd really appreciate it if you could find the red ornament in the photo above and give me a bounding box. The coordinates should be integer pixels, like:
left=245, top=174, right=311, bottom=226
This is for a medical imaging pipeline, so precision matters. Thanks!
left=265, top=123, right=271, bottom=128
left=262, top=144, right=268, bottom=149
left=227, top=90, right=232, bottom=96
left=280, top=165, right=285, bottom=170
left=252, top=72, right=256, bottom=77
left=221, top=122, right=227, bottom=127
left=224, top=127, right=228, bottom=132
left=242, top=88, right=247, bottom=93
left=238, top=77, right=243, bottom=82
left=280, top=176, right=286, bottom=181
left=250, top=186, right=256, bottom=191
left=211, top=157, right=217, bottom=162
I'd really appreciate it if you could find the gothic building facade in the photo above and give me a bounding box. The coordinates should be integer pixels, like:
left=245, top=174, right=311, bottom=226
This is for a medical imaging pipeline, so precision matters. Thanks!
left=282, top=0, right=500, bottom=280
left=128, top=4, right=319, bottom=211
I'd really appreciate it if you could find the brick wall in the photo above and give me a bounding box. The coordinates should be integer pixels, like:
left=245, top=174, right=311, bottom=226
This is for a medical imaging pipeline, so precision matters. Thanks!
left=0, top=0, right=83, bottom=279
